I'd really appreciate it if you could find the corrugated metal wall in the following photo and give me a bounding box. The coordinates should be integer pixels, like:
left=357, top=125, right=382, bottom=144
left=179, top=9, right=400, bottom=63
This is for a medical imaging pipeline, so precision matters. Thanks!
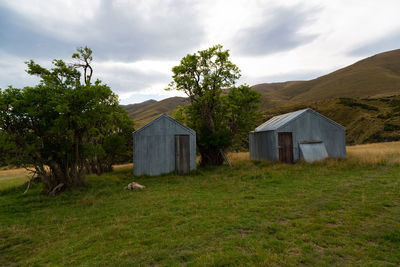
left=133, top=115, right=196, bottom=176
left=249, top=131, right=277, bottom=161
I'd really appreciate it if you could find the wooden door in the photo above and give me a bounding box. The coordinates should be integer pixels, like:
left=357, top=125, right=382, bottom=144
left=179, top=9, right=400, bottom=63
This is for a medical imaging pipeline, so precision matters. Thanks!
left=175, top=135, right=190, bottom=174
left=278, top=132, right=293, bottom=164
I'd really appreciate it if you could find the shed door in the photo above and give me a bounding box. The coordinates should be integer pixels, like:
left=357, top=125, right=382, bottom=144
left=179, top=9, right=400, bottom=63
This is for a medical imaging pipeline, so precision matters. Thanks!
left=175, top=135, right=190, bottom=174
left=278, top=132, right=293, bottom=164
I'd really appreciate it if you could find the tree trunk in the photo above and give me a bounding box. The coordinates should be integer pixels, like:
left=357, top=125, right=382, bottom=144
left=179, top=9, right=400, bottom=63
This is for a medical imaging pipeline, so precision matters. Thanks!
left=199, top=146, right=224, bottom=166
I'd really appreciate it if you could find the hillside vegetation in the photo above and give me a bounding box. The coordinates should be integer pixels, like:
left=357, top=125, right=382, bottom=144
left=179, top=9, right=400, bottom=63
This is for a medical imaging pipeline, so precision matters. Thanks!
left=125, top=97, right=189, bottom=127
left=1, top=143, right=400, bottom=265
left=254, top=49, right=400, bottom=109
left=123, top=49, right=400, bottom=142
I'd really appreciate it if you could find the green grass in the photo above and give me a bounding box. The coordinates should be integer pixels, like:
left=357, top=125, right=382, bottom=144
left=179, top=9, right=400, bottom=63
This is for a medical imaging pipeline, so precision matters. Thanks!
left=1, top=158, right=400, bottom=266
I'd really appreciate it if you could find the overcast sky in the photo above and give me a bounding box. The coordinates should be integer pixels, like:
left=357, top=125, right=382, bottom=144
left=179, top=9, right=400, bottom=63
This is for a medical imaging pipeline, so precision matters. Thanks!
left=1, top=0, right=400, bottom=104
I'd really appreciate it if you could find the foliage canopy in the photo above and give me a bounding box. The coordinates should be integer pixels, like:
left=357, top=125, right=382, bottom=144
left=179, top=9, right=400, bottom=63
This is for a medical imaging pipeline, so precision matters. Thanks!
left=168, top=45, right=260, bottom=166
left=0, top=47, right=134, bottom=193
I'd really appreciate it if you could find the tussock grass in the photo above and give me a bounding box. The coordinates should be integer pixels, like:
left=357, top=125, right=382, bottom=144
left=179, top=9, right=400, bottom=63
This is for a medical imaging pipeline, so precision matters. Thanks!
left=228, top=141, right=400, bottom=165
left=347, top=141, right=400, bottom=164
left=0, top=143, right=400, bottom=265
left=0, top=168, right=30, bottom=181
left=0, top=168, right=32, bottom=191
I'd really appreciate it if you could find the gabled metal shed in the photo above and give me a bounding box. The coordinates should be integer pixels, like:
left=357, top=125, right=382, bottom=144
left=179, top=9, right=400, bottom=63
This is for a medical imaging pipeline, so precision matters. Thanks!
left=133, top=114, right=196, bottom=176
left=249, top=108, right=346, bottom=163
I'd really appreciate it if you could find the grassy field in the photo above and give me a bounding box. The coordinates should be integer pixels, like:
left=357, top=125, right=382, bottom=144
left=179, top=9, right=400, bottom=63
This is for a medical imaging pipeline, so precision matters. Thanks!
left=1, top=143, right=400, bottom=265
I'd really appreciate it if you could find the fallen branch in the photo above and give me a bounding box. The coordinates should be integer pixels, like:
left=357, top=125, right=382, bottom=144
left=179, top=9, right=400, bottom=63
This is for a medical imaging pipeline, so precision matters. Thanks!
left=23, top=176, right=34, bottom=195
left=49, top=183, right=65, bottom=196
left=220, top=149, right=232, bottom=167
left=23, top=168, right=39, bottom=195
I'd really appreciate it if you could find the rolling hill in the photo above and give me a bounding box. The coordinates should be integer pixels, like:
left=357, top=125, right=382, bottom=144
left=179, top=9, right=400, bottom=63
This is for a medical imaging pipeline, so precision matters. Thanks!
left=124, top=99, right=157, bottom=114
left=125, top=97, right=190, bottom=126
left=255, top=49, right=400, bottom=109
left=123, top=49, right=400, bottom=143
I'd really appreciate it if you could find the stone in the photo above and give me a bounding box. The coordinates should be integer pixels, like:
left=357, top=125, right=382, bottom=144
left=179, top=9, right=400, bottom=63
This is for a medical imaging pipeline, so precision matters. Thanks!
left=125, top=182, right=146, bottom=190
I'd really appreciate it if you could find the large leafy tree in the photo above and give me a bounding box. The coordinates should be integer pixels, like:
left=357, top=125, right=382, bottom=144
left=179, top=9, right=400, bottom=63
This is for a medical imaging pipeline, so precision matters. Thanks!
left=0, top=47, right=134, bottom=194
left=168, top=45, right=260, bottom=166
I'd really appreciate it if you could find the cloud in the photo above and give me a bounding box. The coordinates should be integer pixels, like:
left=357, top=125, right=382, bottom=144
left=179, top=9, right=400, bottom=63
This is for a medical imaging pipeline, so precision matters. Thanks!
left=233, top=4, right=319, bottom=56
left=94, top=61, right=170, bottom=94
left=241, top=69, right=327, bottom=86
left=2, top=0, right=400, bottom=106
left=0, top=0, right=205, bottom=61
left=86, top=0, right=205, bottom=61
left=0, top=52, right=42, bottom=89
left=348, top=29, right=400, bottom=56
left=0, top=8, right=79, bottom=59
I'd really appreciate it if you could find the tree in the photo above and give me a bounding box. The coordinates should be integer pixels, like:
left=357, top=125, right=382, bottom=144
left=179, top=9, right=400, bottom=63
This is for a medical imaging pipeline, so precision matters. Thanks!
left=72, top=46, right=93, bottom=85
left=168, top=45, right=261, bottom=166
left=0, top=47, right=134, bottom=194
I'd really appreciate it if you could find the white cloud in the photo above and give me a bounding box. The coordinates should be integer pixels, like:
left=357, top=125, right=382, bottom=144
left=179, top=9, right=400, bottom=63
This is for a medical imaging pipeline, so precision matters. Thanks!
left=0, top=52, right=40, bottom=89
left=0, top=0, right=100, bottom=41
left=1, top=0, right=400, bottom=103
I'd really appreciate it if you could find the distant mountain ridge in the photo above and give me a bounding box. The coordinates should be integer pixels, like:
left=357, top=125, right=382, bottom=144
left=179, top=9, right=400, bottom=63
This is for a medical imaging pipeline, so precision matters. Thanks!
left=124, top=99, right=157, bottom=114
left=124, top=97, right=190, bottom=126
left=252, top=49, right=400, bottom=109
left=122, top=49, right=400, bottom=141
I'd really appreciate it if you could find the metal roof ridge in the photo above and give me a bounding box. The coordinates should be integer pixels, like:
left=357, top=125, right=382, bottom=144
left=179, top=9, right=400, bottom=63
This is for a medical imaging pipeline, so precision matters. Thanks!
left=255, top=108, right=309, bottom=132
left=273, top=108, right=309, bottom=131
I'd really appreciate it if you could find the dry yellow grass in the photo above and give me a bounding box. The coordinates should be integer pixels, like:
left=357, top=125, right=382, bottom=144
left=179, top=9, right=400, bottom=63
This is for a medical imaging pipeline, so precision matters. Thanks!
left=113, top=163, right=133, bottom=170
left=0, top=164, right=133, bottom=182
left=346, top=141, right=400, bottom=164
left=228, top=141, right=400, bottom=164
left=0, top=167, right=31, bottom=181
left=228, top=152, right=249, bottom=163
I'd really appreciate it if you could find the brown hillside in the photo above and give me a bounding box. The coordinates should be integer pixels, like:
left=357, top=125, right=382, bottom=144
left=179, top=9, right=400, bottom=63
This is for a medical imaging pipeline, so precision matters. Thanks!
left=251, top=81, right=302, bottom=94
left=266, top=49, right=400, bottom=104
left=123, top=99, right=157, bottom=114
left=126, top=97, right=190, bottom=127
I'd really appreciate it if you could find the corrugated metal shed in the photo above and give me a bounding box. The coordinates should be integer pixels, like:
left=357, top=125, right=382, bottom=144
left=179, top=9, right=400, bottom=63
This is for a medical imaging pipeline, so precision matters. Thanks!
left=255, top=108, right=345, bottom=132
left=133, top=114, right=196, bottom=176
left=250, top=108, right=346, bottom=163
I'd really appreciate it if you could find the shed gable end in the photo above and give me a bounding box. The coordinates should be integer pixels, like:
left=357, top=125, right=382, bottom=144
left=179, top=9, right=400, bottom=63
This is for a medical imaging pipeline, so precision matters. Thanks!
left=134, top=113, right=195, bottom=136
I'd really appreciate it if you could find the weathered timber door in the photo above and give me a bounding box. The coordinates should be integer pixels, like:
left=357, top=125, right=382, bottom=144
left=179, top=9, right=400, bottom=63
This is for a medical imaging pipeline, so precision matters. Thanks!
left=278, top=132, right=294, bottom=163
left=175, top=135, right=190, bottom=174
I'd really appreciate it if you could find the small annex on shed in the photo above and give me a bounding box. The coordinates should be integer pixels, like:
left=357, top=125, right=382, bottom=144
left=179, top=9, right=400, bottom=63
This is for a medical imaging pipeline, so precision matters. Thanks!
left=133, top=114, right=196, bottom=176
left=249, top=108, right=346, bottom=163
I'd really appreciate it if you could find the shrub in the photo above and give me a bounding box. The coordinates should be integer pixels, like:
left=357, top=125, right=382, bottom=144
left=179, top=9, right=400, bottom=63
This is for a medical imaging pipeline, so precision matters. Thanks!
left=338, top=98, right=379, bottom=111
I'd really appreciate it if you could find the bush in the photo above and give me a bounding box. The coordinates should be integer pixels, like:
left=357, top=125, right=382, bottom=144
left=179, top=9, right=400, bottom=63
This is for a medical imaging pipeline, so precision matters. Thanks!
left=384, top=123, right=400, bottom=132
left=377, top=114, right=391, bottom=120
left=338, top=98, right=379, bottom=111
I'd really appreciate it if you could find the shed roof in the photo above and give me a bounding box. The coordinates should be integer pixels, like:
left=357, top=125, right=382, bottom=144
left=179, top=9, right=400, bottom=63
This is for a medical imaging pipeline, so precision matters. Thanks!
left=133, top=113, right=195, bottom=135
left=254, top=108, right=345, bottom=132
left=255, top=109, right=309, bottom=132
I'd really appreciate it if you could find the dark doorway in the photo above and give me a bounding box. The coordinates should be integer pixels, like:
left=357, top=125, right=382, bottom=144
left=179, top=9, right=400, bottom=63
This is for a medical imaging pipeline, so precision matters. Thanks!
left=175, top=135, right=190, bottom=174
left=278, top=132, right=294, bottom=163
